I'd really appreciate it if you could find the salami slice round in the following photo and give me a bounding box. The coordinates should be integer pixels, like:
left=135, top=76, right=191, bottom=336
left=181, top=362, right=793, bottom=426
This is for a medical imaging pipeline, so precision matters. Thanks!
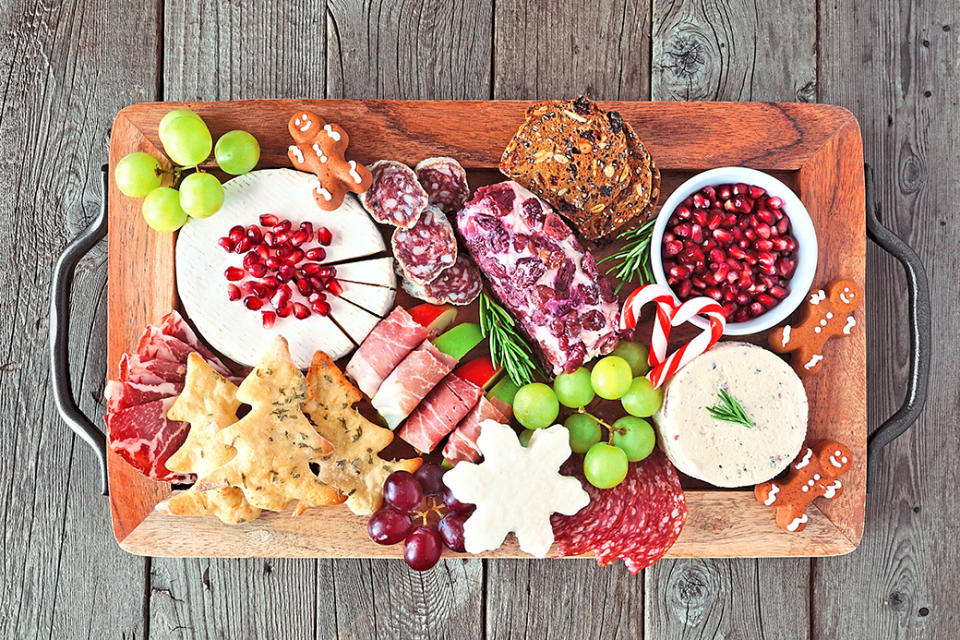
left=415, top=157, right=470, bottom=214
left=401, top=255, right=482, bottom=306
left=391, top=205, right=458, bottom=284
left=360, top=160, right=429, bottom=228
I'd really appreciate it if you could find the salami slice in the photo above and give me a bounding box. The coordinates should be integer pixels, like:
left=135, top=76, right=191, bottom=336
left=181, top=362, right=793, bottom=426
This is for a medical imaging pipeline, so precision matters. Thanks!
left=360, top=160, right=429, bottom=228
left=415, top=157, right=470, bottom=214
left=551, top=451, right=686, bottom=573
left=391, top=205, right=458, bottom=284
left=401, top=255, right=482, bottom=306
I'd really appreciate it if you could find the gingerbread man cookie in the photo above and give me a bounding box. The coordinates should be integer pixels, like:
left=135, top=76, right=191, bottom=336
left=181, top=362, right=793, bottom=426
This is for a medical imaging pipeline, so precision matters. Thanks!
left=768, top=279, right=862, bottom=377
left=287, top=111, right=372, bottom=211
left=755, top=440, right=852, bottom=532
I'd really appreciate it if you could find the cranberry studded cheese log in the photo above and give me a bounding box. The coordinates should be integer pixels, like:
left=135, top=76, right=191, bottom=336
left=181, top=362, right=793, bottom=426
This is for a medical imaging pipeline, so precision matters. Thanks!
left=458, top=181, right=621, bottom=375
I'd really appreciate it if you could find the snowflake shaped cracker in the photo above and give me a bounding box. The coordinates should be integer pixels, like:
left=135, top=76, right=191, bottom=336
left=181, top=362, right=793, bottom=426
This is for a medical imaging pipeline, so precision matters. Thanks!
left=443, top=420, right=589, bottom=558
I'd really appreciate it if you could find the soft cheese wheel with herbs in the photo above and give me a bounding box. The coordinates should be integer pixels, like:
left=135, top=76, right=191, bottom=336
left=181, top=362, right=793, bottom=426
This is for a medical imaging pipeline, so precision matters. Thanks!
left=652, top=341, right=807, bottom=487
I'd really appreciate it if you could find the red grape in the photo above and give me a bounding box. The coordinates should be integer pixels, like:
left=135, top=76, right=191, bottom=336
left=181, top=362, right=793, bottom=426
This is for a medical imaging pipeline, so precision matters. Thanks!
left=403, top=527, right=442, bottom=571
left=383, top=470, right=423, bottom=512
left=443, top=486, right=474, bottom=514
left=414, top=463, right=445, bottom=496
left=367, top=507, right=413, bottom=545
left=438, top=512, right=468, bottom=552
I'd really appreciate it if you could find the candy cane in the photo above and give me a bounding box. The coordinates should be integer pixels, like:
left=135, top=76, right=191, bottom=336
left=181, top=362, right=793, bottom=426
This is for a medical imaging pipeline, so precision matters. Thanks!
left=647, top=298, right=726, bottom=389
left=620, top=284, right=676, bottom=368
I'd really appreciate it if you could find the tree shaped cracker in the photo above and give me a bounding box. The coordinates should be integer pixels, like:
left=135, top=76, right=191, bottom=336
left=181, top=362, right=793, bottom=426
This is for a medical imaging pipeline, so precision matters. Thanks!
left=442, top=421, right=589, bottom=557
left=302, top=350, right=422, bottom=515
left=287, top=110, right=373, bottom=211
left=158, top=487, right=261, bottom=525
left=198, top=336, right=343, bottom=512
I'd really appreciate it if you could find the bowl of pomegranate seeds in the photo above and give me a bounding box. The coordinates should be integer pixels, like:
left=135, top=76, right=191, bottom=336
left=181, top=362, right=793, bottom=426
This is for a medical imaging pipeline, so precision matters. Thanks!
left=651, top=167, right=817, bottom=335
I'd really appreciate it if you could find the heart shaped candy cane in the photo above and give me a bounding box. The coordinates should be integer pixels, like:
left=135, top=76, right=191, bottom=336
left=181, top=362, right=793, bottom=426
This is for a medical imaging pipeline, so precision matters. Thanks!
left=620, top=284, right=727, bottom=388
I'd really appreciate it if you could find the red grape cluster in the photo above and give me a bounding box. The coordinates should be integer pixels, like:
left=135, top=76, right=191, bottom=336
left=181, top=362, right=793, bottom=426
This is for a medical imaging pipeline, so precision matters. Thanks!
left=367, top=464, right=474, bottom=571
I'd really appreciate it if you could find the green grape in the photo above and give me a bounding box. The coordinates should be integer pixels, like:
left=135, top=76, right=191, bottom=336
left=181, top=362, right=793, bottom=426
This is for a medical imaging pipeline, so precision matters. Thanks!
left=554, top=367, right=595, bottom=408
left=518, top=429, right=534, bottom=447
left=160, top=115, right=212, bottom=166
left=621, top=377, right=663, bottom=417
left=564, top=413, right=602, bottom=454
left=513, top=382, right=560, bottom=430
left=115, top=152, right=162, bottom=197
left=142, top=187, right=188, bottom=232
left=611, top=341, right=650, bottom=377
left=179, top=172, right=224, bottom=218
left=159, top=108, right=202, bottom=140
left=583, top=442, right=628, bottom=489
left=590, top=356, right=633, bottom=400
left=611, top=416, right=655, bottom=462
left=215, top=130, right=261, bottom=175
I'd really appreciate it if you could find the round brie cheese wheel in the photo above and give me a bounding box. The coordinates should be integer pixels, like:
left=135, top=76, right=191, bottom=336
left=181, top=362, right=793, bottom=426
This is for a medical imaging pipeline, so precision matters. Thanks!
left=176, top=169, right=392, bottom=369
left=653, top=341, right=807, bottom=487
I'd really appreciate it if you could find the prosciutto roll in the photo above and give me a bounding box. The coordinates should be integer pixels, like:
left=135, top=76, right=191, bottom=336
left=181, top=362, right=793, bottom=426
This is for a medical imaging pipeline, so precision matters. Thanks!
left=398, top=374, right=483, bottom=453
left=370, top=340, right=457, bottom=429
left=442, top=396, right=512, bottom=465
left=346, top=307, right=429, bottom=398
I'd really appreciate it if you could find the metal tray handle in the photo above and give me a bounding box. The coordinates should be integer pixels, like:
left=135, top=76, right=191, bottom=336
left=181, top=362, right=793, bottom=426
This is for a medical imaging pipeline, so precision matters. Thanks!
left=50, top=165, right=109, bottom=495
left=864, top=164, right=931, bottom=491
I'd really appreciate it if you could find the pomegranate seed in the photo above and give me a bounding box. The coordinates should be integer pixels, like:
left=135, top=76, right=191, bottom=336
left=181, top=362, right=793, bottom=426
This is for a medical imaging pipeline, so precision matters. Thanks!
left=228, top=225, right=245, bottom=243
left=705, top=287, right=722, bottom=300
left=778, top=258, right=797, bottom=278
left=261, top=310, right=277, bottom=329
left=759, top=262, right=777, bottom=276
left=227, top=284, right=241, bottom=300
left=713, top=229, right=733, bottom=244
left=309, top=276, right=326, bottom=292
left=693, top=210, right=708, bottom=226
left=749, top=302, right=764, bottom=316
left=748, top=186, right=766, bottom=199
left=718, top=186, right=732, bottom=200
left=723, top=213, right=738, bottom=227
left=243, top=296, right=263, bottom=310
left=290, top=230, right=309, bottom=247
left=755, top=223, right=771, bottom=239
left=664, top=240, right=683, bottom=256
left=276, top=245, right=293, bottom=259
left=300, top=262, right=323, bottom=276
left=262, top=275, right=280, bottom=290
left=218, top=237, right=236, bottom=252
left=707, top=212, right=724, bottom=229
left=677, top=279, right=693, bottom=298
left=674, top=223, right=691, bottom=238
left=757, top=252, right=777, bottom=266
left=734, top=308, right=750, bottom=322
left=732, top=183, right=748, bottom=196
left=729, top=246, right=748, bottom=261
left=713, top=262, right=729, bottom=281
left=722, top=288, right=737, bottom=303
left=264, top=231, right=277, bottom=247
left=766, top=196, right=784, bottom=209
left=326, top=279, right=343, bottom=296
left=734, top=197, right=752, bottom=213
left=242, top=252, right=260, bottom=269
left=722, top=302, right=737, bottom=319
left=691, top=276, right=707, bottom=290
left=758, top=294, right=777, bottom=309
left=271, top=285, right=292, bottom=309
left=293, top=303, right=311, bottom=319
left=305, top=247, right=326, bottom=261
left=756, top=208, right=775, bottom=225
left=776, top=217, right=791, bottom=235
left=312, top=300, right=331, bottom=316
left=723, top=199, right=737, bottom=212
left=265, top=256, right=282, bottom=270
left=744, top=229, right=756, bottom=242
left=246, top=225, right=263, bottom=244
left=235, top=237, right=252, bottom=253
left=701, top=186, right=716, bottom=200
left=319, top=266, right=336, bottom=278
left=770, top=286, right=789, bottom=299
left=299, top=221, right=314, bottom=236
left=248, top=263, right=267, bottom=278
left=296, top=277, right=312, bottom=296
left=317, top=227, right=333, bottom=245
left=276, top=302, right=293, bottom=318
left=242, top=281, right=269, bottom=298
left=702, top=238, right=717, bottom=250
left=277, top=264, right=295, bottom=282
left=690, top=224, right=703, bottom=243
left=274, top=231, right=290, bottom=245
left=669, top=264, right=692, bottom=279
left=224, top=266, right=245, bottom=281
left=680, top=245, right=705, bottom=266
left=254, top=244, right=270, bottom=260
left=260, top=213, right=280, bottom=227
left=683, top=196, right=695, bottom=207
left=286, top=248, right=305, bottom=264
left=760, top=275, right=776, bottom=290
left=692, top=193, right=709, bottom=208
left=276, top=220, right=292, bottom=232
left=756, top=239, right=773, bottom=251
left=675, top=206, right=692, bottom=221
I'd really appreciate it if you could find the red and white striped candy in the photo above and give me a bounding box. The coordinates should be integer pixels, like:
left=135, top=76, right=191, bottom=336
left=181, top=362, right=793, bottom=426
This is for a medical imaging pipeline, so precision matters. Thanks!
left=620, top=284, right=675, bottom=369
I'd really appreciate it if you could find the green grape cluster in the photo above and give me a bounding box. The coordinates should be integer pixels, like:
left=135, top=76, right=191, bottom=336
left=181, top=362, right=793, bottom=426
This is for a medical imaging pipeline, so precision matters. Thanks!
left=113, top=108, right=261, bottom=232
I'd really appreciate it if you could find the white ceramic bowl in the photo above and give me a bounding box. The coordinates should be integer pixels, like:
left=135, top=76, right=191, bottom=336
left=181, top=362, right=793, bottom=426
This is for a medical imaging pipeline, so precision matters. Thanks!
left=650, top=167, right=818, bottom=336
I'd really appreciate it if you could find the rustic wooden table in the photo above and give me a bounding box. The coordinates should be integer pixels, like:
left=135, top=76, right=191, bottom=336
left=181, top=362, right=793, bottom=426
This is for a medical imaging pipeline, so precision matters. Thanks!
left=7, top=1, right=953, bottom=638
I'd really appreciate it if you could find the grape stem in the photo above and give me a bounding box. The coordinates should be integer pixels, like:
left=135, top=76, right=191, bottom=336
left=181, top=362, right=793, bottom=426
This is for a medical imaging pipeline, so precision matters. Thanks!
left=577, top=407, right=624, bottom=443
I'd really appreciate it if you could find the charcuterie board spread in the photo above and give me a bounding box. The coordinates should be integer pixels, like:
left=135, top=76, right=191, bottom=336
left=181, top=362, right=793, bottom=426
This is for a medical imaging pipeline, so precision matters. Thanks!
left=106, top=99, right=866, bottom=565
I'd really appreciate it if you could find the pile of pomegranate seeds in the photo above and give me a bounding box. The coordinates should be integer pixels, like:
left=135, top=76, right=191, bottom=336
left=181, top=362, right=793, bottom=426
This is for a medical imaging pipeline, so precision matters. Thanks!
left=662, top=183, right=798, bottom=323
left=218, top=214, right=339, bottom=328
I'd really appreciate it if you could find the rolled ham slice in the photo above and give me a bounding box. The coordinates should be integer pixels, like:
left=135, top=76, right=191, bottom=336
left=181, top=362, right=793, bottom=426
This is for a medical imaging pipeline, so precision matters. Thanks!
left=442, top=396, right=512, bottom=464
left=371, top=340, right=456, bottom=429
left=105, top=380, right=181, bottom=413
left=398, top=374, right=483, bottom=453
left=346, top=307, right=429, bottom=398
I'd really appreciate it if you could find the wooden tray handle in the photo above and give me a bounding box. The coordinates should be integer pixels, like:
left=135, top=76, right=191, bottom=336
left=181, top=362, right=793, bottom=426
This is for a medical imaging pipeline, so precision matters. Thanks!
left=864, top=163, right=932, bottom=492
left=49, top=165, right=109, bottom=496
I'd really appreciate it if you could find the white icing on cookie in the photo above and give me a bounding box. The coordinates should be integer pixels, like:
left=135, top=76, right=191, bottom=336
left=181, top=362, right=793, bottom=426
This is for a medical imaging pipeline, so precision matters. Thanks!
left=829, top=454, right=843, bottom=468
left=843, top=316, right=856, bottom=335
left=781, top=325, right=792, bottom=347
left=839, top=287, right=853, bottom=304
left=298, top=119, right=311, bottom=132
left=804, top=354, right=823, bottom=370
left=787, top=514, right=808, bottom=531
left=810, top=290, right=826, bottom=304
left=764, top=484, right=780, bottom=506
left=311, top=143, right=328, bottom=162
left=324, top=124, right=341, bottom=141
left=348, top=160, right=362, bottom=184
left=289, top=145, right=304, bottom=164
left=795, top=448, right=813, bottom=469
left=822, top=480, right=842, bottom=499
left=315, top=184, right=333, bottom=201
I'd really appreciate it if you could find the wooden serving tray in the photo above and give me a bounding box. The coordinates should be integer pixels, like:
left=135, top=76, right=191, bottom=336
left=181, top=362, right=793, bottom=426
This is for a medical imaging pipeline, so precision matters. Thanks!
left=107, top=100, right=865, bottom=558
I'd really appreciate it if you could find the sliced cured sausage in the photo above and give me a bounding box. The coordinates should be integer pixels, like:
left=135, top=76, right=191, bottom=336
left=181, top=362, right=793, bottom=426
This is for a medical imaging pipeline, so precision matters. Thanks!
left=415, top=157, right=470, bottom=214
left=391, top=205, right=458, bottom=284
left=360, top=160, right=428, bottom=228
left=401, top=255, right=482, bottom=306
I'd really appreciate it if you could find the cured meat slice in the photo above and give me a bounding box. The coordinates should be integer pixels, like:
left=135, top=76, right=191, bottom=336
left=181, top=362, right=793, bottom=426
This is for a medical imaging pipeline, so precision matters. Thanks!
left=157, top=311, right=225, bottom=366
left=397, top=374, right=483, bottom=453
left=391, top=206, right=458, bottom=284
left=346, top=307, right=430, bottom=398
left=401, top=255, right=482, bottom=306
left=136, top=326, right=232, bottom=376
left=370, top=340, right=457, bottom=429
left=360, top=160, right=428, bottom=228
left=105, top=380, right=181, bottom=413
left=415, top=157, right=470, bottom=215
left=442, top=396, right=511, bottom=465
left=106, top=397, right=194, bottom=483
left=550, top=450, right=686, bottom=573
left=119, top=353, right=187, bottom=384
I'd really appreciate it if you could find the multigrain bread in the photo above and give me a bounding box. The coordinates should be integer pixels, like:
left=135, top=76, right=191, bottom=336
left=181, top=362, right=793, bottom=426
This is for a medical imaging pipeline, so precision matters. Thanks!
left=499, top=95, right=660, bottom=241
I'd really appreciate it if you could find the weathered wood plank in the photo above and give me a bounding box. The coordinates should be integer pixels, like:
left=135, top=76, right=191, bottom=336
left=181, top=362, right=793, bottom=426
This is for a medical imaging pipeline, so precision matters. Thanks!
left=652, top=0, right=817, bottom=102
left=0, top=0, right=159, bottom=638
left=493, top=0, right=651, bottom=100
left=646, top=2, right=817, bottom=638
left=813, top=2, right=957, bottom=638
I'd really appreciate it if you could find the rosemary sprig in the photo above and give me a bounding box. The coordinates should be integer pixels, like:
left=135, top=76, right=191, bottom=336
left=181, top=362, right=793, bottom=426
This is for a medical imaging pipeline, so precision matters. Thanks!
left=598, top=218, right=657, bottom=293
left=706, top=389, right=755, bottom=429
left=478, top=292, right=540, bottom=387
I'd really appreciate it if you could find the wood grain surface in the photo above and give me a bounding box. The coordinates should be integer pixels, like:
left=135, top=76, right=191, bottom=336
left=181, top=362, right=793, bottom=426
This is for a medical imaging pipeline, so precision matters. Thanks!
left=11, top=1, right=955, bottom=639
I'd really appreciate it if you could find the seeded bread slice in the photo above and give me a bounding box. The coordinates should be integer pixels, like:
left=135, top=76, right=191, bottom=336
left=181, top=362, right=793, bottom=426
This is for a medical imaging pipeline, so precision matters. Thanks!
left=499, top=95, right=659, bottom=241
